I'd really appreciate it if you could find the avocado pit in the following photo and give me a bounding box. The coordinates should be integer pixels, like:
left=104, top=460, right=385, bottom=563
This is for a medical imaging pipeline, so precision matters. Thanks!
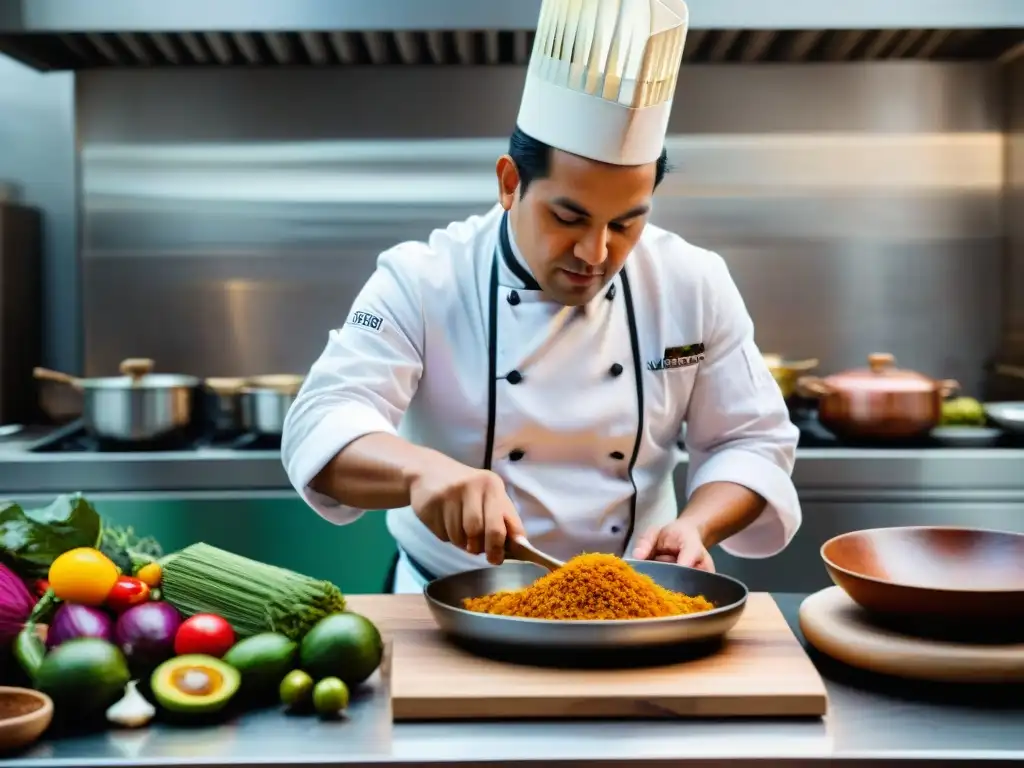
left=151, top=654, right=240, bottom=715
left=172, top=665, right=222, bottom=696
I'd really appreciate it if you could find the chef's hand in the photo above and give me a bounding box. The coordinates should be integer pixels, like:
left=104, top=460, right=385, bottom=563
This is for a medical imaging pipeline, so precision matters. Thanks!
left=407, top=455, right=525, bottom=565
left=631, top=518, right=715, bottom=572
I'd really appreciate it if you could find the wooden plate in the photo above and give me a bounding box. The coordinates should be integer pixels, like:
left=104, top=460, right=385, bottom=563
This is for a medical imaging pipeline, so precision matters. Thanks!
left=799, top=587, right=1024, bottom=683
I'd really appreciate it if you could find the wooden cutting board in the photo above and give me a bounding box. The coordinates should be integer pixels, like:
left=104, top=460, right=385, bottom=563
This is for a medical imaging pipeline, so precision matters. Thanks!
left=348, top=593, right=828, bottom=721
left=800, top=587, right=1024, bottom=683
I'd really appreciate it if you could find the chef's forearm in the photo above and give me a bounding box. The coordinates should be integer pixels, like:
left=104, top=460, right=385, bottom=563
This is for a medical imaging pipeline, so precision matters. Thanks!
left=310, top=432, right=445, bottom=510
left=678, top=482, right=767, bottom=549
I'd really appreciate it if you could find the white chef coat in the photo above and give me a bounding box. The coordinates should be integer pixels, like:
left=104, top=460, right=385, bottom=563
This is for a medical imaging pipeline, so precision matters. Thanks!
left=282, top=203, right=801, bottom=592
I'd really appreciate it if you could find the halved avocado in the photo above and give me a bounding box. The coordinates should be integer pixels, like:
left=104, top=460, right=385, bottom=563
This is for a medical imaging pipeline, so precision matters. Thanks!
left=150, top=654, right=241, bottom=714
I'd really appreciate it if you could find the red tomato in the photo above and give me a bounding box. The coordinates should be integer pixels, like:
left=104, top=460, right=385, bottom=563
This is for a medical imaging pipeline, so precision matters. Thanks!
left=106, top=575, right=151, bottom=612
left=174, top=613, right=236, bottom=657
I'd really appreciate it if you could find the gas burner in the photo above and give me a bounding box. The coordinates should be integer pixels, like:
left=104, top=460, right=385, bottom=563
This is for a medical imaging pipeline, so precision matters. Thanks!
left=26, top=421, right=280, bottom=453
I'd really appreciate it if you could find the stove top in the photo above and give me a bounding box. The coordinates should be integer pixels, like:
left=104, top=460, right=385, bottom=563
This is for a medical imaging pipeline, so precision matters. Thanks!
left=24, top=421, right=281, bottom=453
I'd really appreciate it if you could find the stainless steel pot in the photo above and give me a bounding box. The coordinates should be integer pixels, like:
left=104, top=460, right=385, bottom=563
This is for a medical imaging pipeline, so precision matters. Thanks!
left=33, top=358, right=199, bottom=442
left=240, top=374, right=304, bottom=437
left=203, top=377, right=246, bottom=437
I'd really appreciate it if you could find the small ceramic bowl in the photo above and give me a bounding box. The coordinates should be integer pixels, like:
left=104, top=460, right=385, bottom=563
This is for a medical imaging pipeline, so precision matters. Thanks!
left=0, top=687, right=52, bottom=753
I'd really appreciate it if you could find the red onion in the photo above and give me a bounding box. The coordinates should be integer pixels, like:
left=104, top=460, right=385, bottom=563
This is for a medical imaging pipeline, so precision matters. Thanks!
left=0, top=563, right=35, bottom=642
left=115, top=601, right=182, bottom=667
left=46, top=603, right=115, bottom=648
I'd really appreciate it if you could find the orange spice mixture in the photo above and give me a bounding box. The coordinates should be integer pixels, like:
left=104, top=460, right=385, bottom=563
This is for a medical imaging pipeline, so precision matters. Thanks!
left=462, top=553, right=715, bottom=620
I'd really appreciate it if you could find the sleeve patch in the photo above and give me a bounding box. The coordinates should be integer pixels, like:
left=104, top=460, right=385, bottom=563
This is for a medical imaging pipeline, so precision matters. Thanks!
left=345, top=310, right=385, bottom=334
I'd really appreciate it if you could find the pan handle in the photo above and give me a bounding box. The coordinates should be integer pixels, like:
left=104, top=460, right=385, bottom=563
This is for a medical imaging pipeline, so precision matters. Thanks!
left=33, top=367, right=82, bottom=390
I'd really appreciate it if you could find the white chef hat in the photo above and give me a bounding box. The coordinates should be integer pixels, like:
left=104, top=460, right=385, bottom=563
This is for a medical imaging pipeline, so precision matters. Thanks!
left=516, top=0, right=689, bottom=167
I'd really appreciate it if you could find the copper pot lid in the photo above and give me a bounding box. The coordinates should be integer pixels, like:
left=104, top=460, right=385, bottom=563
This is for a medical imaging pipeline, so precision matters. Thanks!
left=822, top=353, right=943, bottom=394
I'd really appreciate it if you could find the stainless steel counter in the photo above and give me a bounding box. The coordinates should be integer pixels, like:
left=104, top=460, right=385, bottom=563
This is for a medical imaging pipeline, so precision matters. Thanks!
left=7, top=594, right=1022, bottom=768
left=1, top=427, right=1024, bottom=498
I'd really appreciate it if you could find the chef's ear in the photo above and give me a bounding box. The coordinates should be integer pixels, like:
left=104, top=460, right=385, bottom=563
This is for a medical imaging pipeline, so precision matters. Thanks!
left=496, top=154, right=520, bottom=211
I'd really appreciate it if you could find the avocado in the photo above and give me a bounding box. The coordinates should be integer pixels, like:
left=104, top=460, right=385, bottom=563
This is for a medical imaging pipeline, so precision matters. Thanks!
left=222, top=632, right=297, bottom=696
left=150, top=654, right=241, bottom=715
left=300, top=612, right=383, bottom=688
left=34, top=637, right=131, bottom=720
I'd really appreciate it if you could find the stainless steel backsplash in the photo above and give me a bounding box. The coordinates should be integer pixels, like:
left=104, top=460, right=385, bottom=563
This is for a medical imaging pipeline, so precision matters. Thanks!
left=77, top=64, right=1006, bottom=396
left=999, top=59, right=1024, bottom=390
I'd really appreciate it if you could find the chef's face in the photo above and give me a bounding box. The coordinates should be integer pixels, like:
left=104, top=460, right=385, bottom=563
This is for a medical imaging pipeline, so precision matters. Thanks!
left=497, top=150, right=657, bottom=306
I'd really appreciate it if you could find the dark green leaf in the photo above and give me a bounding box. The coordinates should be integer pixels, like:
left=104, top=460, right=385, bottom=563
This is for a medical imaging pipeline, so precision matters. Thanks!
left=0, top=494, right=103, bottom=579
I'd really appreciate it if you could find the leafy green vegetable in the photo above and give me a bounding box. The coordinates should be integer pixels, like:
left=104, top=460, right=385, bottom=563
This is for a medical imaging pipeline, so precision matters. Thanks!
left=0, top=494, right=102, bottom=579
left=98, top=524, right=164, bottom=575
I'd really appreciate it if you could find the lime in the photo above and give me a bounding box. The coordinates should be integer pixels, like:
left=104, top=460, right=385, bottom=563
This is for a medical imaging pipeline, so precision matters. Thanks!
left=312, top=676, right=350, bottom=717
left=300, top=612, right=383, bottom=687
left=279, top=669, right=314, bottom=709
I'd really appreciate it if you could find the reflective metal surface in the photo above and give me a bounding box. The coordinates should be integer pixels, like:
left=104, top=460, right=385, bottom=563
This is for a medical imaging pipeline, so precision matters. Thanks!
left=424, top=560, right=747, bottom=651
left=75, top=64, right=1005, bottom=400
left=82, top=386, right=196, bottom=441
left=5, top=594, right=1024, bottom=768
left=240, top=388, right=294, bottom=437
left=2, top=22, right=1023, bottom=70
left=0, top=54, right=79, bottom=375
left=1001, top=59, right=1024, bottom=395
left=1, top=0, right=1023, bottom=43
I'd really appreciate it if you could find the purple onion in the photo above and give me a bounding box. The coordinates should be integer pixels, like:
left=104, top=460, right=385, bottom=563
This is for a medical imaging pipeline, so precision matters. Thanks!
left=46, top=603, right=115, bottom=648
left=0, top=564, right=35, bottom=643
left=115, top=601, right=182, bottom=667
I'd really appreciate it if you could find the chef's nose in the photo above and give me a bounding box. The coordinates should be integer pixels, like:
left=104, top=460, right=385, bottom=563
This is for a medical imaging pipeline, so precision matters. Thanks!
left=574, top=227, right=609, bottom=267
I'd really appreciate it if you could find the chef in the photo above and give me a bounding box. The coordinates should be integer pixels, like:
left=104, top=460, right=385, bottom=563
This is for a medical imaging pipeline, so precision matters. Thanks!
left=282, top=0, right=801, bottom=594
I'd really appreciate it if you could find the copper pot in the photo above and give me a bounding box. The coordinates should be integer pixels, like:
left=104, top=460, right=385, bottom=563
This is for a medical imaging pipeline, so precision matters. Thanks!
left=797, top=353, right=959, bottom=440
left=762, top=354, right=819, bottom=400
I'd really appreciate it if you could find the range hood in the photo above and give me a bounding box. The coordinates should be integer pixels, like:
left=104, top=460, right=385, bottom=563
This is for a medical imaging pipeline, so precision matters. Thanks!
left=0, top=0, right=1021, bottom=70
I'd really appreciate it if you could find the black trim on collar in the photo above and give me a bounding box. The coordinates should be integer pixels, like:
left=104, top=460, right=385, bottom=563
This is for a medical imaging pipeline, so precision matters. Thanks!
left=619, top=268, right=645, bottom=555
left=499, top=213, right=541, bottom=291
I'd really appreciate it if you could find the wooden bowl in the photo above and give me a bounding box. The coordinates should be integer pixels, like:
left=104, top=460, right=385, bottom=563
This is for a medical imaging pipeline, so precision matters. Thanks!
left=0, top=687, right=52, bottom=753
left=821, top=526, right=1024, bottom=629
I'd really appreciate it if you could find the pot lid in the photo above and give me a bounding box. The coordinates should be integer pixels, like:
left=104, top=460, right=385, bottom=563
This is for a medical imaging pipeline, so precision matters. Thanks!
left=824, top=353, right=939, bottom=393
left=82, top=358, right=199, bottom=389
left=81, top=373, right=200, bottom=389
left=246, top=374, right=305, bottom=395
left=205, top=377, right=246, bottom=395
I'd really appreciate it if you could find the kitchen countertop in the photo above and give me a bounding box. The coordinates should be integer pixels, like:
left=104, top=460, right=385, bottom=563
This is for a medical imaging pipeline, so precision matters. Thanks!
left=1, top=421, right=1024, bottom=498
left=7, top=593, right=1023, bottom=768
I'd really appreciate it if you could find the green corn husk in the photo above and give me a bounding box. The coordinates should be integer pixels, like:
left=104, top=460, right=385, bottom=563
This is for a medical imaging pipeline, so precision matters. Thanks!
left=160, top=543, right=346, bottom=640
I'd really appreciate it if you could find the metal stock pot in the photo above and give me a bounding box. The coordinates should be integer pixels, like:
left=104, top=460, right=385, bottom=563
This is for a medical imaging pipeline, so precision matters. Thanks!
left=797, top=353, right=959, bottom=440
left=240, top=374, right=304, bottom=438
left=34, top=358, right=199, bottom=442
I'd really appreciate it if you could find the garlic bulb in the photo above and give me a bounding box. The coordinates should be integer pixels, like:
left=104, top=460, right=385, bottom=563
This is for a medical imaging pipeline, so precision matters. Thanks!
left=106, top=680, right=156, bottom=728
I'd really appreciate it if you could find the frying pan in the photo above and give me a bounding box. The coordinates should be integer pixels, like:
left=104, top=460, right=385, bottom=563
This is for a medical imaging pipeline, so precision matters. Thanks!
left=424, top=560, right=748, bottom=654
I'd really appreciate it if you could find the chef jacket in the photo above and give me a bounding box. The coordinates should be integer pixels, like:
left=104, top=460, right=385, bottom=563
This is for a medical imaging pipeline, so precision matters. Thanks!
left=282, top=202, right=801, bottom=584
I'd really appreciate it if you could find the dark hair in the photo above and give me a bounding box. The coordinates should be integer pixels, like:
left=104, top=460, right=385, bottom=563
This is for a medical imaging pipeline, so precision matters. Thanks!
left=508, top=125, right=671, bottom=197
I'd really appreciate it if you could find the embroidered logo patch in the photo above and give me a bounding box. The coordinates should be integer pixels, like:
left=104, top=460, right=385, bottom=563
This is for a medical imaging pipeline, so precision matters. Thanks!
left=647, top=343, right=705, bottom=372
left=346, top=310, right=385, bottom=334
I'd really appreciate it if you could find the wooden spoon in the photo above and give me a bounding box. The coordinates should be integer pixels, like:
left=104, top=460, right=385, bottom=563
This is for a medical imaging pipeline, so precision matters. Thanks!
left=504, top=535, right=564, bottom=572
